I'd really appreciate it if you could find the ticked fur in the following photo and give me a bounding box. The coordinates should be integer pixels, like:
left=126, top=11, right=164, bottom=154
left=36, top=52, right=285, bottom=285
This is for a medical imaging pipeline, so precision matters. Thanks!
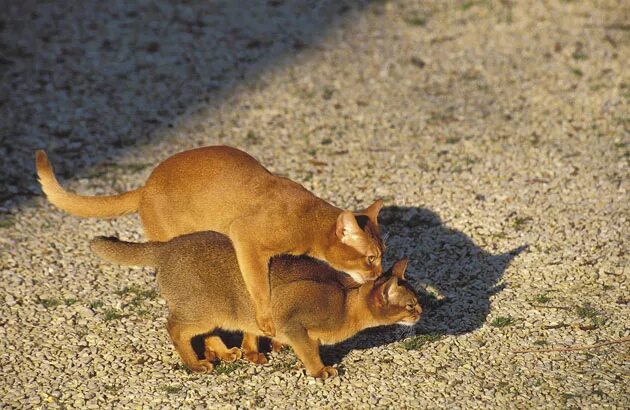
left=91, top=232, right=420, bottom=378
left=37, top=146, right=385, bottom=336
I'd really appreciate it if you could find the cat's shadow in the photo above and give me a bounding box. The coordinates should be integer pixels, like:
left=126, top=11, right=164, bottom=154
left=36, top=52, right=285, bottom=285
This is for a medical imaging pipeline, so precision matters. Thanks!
left=193, top=206, right=526, bottom=366
left=320, top=206, right=526, bottom=365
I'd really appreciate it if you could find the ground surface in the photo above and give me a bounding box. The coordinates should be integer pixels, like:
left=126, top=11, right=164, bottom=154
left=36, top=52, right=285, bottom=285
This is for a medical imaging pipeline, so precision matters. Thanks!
left=1, top=0, right=629, bottom=408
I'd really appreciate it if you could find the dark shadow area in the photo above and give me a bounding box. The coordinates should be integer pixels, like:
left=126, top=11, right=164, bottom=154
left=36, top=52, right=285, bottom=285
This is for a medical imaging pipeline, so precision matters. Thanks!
left=0, top=0, right=370, bottom=207
left=190, top=330, right=274, bottom=360
left=321, top=206, right=526, bottom=365
left=188, top=206, right=525, bottom=367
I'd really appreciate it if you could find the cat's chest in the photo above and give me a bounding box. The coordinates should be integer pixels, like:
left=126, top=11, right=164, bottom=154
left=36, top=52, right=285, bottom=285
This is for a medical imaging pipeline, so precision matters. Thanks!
left=309, top=324, right=361, bottom=345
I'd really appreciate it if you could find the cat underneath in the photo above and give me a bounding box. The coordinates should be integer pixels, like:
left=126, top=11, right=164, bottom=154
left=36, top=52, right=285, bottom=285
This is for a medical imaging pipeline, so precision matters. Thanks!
left=91, top=231, right=421, bottom=378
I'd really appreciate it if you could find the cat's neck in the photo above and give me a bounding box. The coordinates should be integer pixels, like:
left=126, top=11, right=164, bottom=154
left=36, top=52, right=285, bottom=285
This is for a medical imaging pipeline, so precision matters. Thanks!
left=303, top=201, right=342, bottom=260
left=342, top=284, right=381, bottom=331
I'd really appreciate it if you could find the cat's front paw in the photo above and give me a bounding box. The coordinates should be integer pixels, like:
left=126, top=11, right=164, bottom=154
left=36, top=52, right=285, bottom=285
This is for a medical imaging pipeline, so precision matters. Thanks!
left=271, top=339, right=284, bottom=353
left=187, top=359, right=214, bottom=374
left=217, top=347, right=242, bottom=363
left=204, top=348, right=217, bottom=362
left=244, top=351, right=268, bottom=364
left=313, top=366, right=338, bottom=379
left=256, top=314, right=276, bottom=337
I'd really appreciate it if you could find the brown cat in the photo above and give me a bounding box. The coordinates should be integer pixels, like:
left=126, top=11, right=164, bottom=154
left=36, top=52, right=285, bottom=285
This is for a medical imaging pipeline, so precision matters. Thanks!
left=90, top=231, right=421, bottom=378
left=36, top=146, right=384, bottom=337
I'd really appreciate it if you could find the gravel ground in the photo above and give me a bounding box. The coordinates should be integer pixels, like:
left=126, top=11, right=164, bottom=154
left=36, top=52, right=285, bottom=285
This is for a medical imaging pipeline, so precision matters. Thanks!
left=1, top=0, right=629, bottom=408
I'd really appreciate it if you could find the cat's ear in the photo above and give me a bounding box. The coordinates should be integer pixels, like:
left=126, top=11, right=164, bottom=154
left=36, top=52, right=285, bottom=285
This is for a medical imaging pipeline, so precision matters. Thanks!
left=391, top=257, right=408, bottom=280
left=380, top=277, right=399, bottom=303
left=336, top=211, right=363, bottom=245
left=357, top=199, right=384, bottom=225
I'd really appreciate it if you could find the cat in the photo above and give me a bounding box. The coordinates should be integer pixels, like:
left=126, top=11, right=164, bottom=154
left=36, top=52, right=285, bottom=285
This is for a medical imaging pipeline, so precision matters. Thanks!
left=36, top=146, right=384, bottom=337
left=90, top=231, right=421, bottom=378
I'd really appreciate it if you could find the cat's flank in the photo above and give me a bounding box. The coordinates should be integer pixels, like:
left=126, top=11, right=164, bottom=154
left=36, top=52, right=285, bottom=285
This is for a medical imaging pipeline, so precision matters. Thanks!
left=36, top=146, right=384, bottom=336
left=90, top=232, right=421, bottom=378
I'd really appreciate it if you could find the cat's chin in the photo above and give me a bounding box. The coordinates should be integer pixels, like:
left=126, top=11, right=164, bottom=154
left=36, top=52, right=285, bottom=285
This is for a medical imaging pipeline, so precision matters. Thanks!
left=345, top=271, right=366, bottom=285
left=396, top=320, right=418, bottom=326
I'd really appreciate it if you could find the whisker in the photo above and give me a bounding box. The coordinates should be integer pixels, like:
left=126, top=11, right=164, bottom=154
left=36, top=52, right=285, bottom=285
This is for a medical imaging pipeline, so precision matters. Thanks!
left=392, top=324, right=416, bottom=341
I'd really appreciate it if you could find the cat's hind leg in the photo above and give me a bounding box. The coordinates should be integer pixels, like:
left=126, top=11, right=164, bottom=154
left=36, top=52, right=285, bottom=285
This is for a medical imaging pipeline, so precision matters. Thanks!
left=165, top=318, right=213, bottom=373
left=241, top=333, right=268, bottom=364
left=203, top=334, right=242, bottom=363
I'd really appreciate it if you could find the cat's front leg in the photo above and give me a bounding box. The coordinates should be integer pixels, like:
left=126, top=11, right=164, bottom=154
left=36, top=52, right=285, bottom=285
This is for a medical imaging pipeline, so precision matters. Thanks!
left=241, top=333, right=268, bottom=364
left=281, top=325, right=338, bottom=379
left=229, top=224, right=276, bottom=336
left=271, top=339, right=284, bottom=352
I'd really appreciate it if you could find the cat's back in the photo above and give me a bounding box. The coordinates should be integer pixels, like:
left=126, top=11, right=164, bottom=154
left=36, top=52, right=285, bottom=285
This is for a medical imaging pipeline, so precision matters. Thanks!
left=274, top=280, right=347, bottom=331
left=144, top=146, right=321, bottom=205
left=158, top=230, right=235, bottom=265
left=141, top=146, right=304, bottom=230
left=270, top=255, right=358, bottom=289
left=270, top=256, right=348, bottom=327
left=156, top=231, right=238, bottom=289
left=155, top=231, right=252, bottom=319
left=147, top=146, right=272, bottom=184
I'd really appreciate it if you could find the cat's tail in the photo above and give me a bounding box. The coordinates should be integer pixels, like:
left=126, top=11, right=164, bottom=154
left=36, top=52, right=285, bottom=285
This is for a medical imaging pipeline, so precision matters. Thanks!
left=35, top=150, right=143, bottom=218
left=90, top=236, right=161, bottom=267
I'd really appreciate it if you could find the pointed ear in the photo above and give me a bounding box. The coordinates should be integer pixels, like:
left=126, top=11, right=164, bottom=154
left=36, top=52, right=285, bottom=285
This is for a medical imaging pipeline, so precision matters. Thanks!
left=358, top=199, right=384, bottom=224
left=336, top=211, right=362, bottom=244
left=391, top=257, right=409, bottom=280
left=380, top=277, right=398, bottom=303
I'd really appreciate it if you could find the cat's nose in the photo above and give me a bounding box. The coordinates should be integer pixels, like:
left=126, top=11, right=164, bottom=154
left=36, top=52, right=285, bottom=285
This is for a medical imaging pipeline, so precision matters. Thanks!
left=368, top=269, right=381, bottom=280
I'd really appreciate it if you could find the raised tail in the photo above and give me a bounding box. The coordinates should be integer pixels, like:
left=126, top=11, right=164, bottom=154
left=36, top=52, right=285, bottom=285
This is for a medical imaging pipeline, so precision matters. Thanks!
left=90, top=236, right=161, bottom=267
left=35, top=150, right=142, bottom=218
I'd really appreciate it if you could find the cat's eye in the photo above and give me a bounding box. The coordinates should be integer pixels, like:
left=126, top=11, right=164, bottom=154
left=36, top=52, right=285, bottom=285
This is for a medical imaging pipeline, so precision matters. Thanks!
left=367, top=255, right=376, bottom=265
left=406, top=304, right=415, bottom=311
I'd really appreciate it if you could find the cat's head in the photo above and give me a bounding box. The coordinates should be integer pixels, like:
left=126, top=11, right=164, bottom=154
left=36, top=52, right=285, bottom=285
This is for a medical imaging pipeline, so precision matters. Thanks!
left=369, top=258, right=422, bottom=326
left=326, top=199, right=385, bottom=284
